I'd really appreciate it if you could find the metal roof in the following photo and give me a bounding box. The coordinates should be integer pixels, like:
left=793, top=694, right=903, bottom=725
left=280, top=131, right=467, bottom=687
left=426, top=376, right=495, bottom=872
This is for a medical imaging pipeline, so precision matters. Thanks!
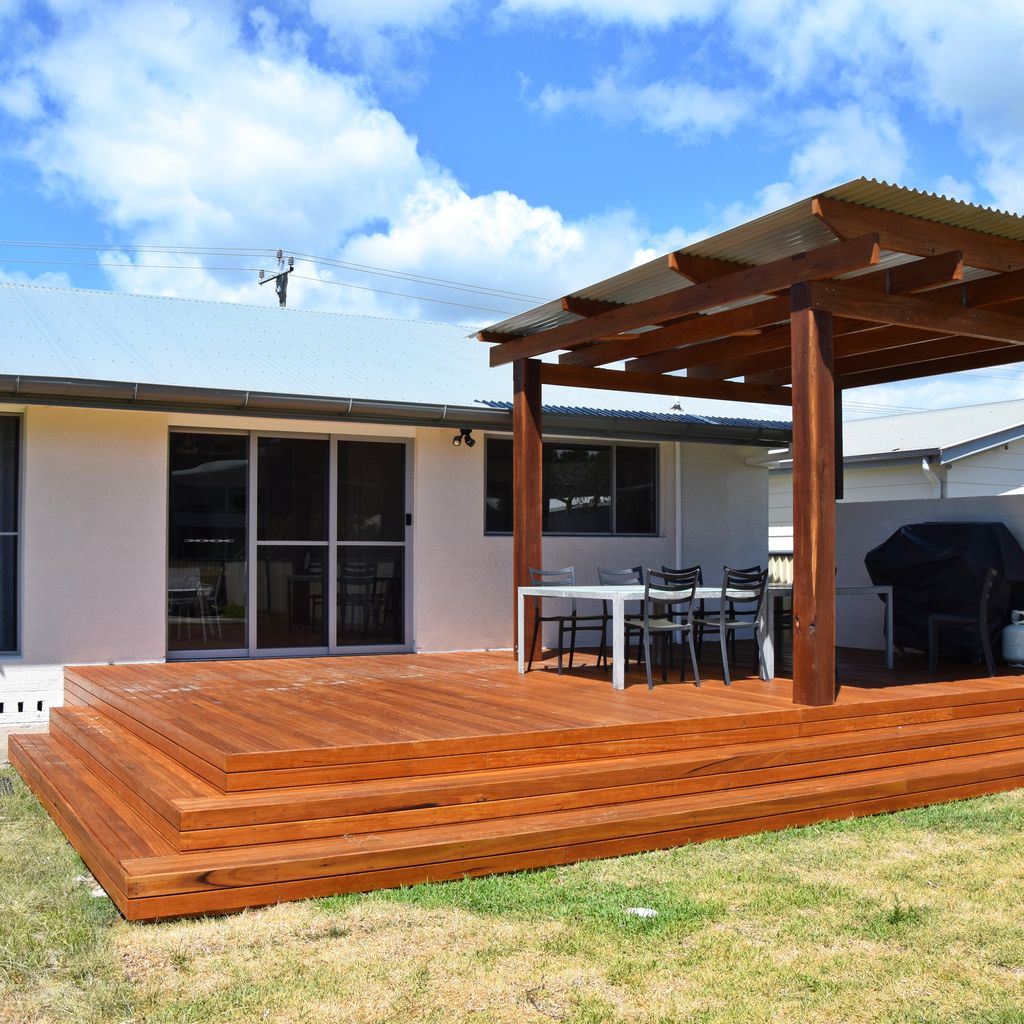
left=764, top=398, right=1024, bottom=469
left=482, top=178, right=1024, bottom=338
left=0, top=282, right=789, bottom=443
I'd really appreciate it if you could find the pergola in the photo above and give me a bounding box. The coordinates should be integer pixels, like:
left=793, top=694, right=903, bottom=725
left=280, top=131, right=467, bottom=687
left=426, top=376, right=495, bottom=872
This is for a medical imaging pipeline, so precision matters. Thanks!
left=476, top=179, right=1024, bottom=707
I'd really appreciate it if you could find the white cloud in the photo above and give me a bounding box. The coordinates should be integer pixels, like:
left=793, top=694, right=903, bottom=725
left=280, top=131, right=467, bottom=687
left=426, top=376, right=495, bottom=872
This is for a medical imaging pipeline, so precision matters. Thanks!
left=497, top=0, right=717, bottom=28
left=537, top=73, right=749, bottom=140
left=0, top=0, right=666, bottom=323
left=308, top=0, right=465, bottom=33
left=338, top=178, right=657, bottom=322
left=0, top=267, right=72, bottom=287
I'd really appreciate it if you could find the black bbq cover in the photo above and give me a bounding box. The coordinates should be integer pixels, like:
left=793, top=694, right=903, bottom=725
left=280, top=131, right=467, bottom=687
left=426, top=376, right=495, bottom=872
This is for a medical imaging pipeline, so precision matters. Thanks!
left=864, top=521, right=1024, bottom=660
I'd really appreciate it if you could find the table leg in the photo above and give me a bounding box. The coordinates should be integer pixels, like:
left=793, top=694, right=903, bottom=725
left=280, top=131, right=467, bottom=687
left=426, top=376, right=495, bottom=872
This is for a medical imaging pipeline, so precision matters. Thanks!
left=612, top=597, right=625, bottom=691
left=517, top=590, right=525, bottom=674
left=760, top=595, right=775, bottom=681
left=885, top=589, right=894, bottom=671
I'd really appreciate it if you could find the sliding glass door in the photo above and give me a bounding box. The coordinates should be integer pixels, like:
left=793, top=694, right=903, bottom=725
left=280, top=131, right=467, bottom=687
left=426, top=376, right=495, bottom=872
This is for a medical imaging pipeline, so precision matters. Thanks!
left=337, top=441, right=406, bottom=646
left=255, top=436, right=329, bottom=650
left=168, top=431, right=410, bottom=658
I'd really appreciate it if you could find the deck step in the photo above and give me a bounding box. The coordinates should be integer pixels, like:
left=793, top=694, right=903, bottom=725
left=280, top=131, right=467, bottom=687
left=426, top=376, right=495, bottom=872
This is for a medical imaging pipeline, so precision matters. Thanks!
left=62, top=668, right=1024, bottom=789
left=47, top=704, right=1024, bottom=850
left=12, top=726, right=1024, bottom=921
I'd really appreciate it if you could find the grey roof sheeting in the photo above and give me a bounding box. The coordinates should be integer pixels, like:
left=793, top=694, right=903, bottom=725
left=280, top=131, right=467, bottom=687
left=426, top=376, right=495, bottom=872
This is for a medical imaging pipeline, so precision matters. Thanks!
left=0, top=282, right=789, bottom=445
left=766, top=398, right=1024, bottom=470
left=481, top=178, right=1024, bottom=339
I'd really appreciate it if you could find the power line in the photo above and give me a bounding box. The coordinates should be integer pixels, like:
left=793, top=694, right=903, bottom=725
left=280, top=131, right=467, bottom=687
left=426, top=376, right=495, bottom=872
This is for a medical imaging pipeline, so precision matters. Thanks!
left=0, top=239, right=548, bottom=303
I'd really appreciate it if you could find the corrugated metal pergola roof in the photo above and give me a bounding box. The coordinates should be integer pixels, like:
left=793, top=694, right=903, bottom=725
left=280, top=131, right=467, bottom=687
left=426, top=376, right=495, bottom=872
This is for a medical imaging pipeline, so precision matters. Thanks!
left=482, top=178, right=1024, bottom=339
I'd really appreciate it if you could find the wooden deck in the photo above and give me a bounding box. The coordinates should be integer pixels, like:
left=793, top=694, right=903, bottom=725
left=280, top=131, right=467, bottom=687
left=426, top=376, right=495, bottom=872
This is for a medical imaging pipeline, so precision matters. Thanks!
left=11, top=647, right=1024, bottom=921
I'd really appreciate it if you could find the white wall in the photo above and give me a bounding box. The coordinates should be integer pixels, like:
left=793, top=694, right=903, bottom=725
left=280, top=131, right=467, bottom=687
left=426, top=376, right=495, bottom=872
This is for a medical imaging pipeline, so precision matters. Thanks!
left=681, top=443, right=769, bottom=577
left=834, top=493, right=1024, bottom=651
left=0, top=405, right=169, bottom=724
left=0, top=405, right=773, bottom=722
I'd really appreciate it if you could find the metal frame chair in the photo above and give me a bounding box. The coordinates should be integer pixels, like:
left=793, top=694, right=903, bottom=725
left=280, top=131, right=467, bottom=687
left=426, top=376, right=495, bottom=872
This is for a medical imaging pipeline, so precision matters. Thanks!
left=631, top=568, right=703, bottom=690
left=928, top=566, right=999, bottom=677
left=695, top=566, right=769, bottom=686
left=662, top=564, right=704, bottom=656
left=597, top=565, right=645, bottom=670
left=526, top=566, right=607, bottom=673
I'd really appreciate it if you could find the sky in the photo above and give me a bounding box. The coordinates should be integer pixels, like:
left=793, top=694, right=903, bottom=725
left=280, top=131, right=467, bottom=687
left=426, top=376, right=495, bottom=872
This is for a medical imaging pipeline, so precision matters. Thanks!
left=2, top=0, right=1024, bottom=420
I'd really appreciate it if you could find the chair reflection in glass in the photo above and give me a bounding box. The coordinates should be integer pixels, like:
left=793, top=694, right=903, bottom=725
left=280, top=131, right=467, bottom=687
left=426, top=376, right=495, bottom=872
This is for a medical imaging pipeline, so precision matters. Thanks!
left=168, top=564, right=223, bottom=641
left=340, top=561, right=379, bottom=638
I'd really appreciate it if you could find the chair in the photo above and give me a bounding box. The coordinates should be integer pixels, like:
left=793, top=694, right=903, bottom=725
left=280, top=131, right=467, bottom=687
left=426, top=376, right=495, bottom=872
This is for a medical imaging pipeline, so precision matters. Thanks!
left=631, top=568, right=702, bottom=690
left=928, top=567, right=999, bottom=677
left=526, top=566, right=607, bottom=674
left=695, top=566, right=769, bottom=686
left=597, top=566, right=645, bottom=670
left=662, top=564, right=704, bottom=656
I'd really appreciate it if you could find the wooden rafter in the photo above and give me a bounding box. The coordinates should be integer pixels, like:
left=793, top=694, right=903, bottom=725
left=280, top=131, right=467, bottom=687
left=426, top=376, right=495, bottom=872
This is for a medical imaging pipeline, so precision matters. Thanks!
left=560, top=296, right=625, bottom=317
left=539, top=363, right=793, bottom=406
left=840, top=345, right=1024, bottom=390
left=622, top=250, right=964, bottom=377
left=560, top=295, right=791, bottom=368
left=488, top=234, right=882, bottom=367
left=668, top=251, right=751, bottom=282
left=812, top=196, right=1024, bottom=272
left=805, top=281, right=1024, bottom=345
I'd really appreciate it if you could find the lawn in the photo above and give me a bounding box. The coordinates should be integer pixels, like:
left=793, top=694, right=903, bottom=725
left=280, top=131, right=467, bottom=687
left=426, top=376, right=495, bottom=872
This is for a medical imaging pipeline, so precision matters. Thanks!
left=1, top=765, right=1022, bottom=1024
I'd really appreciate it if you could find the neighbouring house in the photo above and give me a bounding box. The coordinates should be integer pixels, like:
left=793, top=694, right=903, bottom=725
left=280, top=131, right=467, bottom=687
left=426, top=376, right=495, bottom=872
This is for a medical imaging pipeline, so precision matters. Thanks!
left=0, top=281, right=789, bottom=726
left=765, top=399, right=1024, bottom=650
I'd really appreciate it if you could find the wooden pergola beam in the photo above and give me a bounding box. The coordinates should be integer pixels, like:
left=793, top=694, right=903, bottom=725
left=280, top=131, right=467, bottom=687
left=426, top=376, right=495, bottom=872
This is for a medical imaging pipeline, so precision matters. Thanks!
left=539, top=363, right=792, bottom=406
left=561, top=296, right=626, bottom=317
left=840, top=346, right=1024, bottom=389
left=488, top=234, right=881, bottom=366
left=624, top=251, right=965, bottom=377
left=834, top=335, right=1015, bottom=378
left=813, top=196, right=1024, bottom=272
left=668, top=251, right=751, bottom=282
left=805, top=281, right=1024, bottom=345
left=561, top=295, right=791, bottom=368
left=750, top=326, right=956, bottom=386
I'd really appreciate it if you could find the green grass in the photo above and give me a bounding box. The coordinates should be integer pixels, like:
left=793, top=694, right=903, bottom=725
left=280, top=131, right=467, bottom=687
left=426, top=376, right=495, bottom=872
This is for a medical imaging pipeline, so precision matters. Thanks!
left=1, top=764, right=1023, bottom=1023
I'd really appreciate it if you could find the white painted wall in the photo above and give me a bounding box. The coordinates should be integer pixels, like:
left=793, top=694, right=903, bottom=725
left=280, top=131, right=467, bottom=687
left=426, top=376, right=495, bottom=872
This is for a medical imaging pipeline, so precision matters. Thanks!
left=681, top=443, right=769, bottom=577
left=834, top=493, right=1024, bottom=652
left=0, top=405, right=772, bottom=722
left=1, top=404, right=169, bottom=724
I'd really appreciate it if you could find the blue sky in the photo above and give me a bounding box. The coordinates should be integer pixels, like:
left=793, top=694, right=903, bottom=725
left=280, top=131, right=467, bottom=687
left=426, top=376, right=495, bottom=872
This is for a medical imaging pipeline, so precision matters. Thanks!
left=2, top=0, right=1024, bottom=417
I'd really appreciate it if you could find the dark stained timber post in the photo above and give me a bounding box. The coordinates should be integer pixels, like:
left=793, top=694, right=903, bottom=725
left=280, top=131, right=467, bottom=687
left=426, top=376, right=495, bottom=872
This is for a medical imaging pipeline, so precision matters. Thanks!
left=513, top=358, right=543, bottom=660
left=790, top=283, right=837, bottom=706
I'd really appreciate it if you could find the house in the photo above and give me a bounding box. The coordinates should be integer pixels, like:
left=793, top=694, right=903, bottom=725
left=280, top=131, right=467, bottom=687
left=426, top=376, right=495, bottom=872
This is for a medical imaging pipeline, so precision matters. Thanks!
left=0, top=281, right=789, bottom=726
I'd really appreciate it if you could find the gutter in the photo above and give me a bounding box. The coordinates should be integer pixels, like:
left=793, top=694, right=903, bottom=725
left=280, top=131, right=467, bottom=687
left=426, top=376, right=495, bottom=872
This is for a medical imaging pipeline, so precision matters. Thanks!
left=0, top=374, right=792, bottom=447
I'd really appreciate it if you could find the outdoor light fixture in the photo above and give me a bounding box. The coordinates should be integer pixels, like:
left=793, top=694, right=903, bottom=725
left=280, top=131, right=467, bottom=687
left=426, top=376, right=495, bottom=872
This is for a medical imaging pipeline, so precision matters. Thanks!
left=452, top=428, right=475, bottom=448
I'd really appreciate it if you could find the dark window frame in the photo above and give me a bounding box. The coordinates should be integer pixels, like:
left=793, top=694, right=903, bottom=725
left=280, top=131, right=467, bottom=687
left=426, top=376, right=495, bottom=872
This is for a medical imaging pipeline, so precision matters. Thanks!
left=0, top=415, right=20, bottom=655
left=484, top=435, right=659, bottom=537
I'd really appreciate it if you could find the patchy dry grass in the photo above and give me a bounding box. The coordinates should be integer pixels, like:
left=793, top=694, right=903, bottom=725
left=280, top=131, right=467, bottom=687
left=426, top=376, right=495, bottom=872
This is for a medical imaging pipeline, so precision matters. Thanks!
left=1, top=765, right=1023, bottom=1023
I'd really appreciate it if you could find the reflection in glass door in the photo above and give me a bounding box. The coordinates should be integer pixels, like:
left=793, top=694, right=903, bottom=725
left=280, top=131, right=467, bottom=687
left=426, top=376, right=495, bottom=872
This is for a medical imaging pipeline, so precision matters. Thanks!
left=169, top=432, right=410, bottom=658
left=255, top=437, right=329, bottom=650
left=337, top=441, right=406, bottom=647
left=167, top=433, right=248, bottom=653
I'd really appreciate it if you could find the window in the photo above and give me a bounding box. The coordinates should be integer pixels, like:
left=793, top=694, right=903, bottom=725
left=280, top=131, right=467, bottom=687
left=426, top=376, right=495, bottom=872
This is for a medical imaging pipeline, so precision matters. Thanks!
left=485, top=438, right=658, bottom=535
left=0, top=417, right=19, bottom=653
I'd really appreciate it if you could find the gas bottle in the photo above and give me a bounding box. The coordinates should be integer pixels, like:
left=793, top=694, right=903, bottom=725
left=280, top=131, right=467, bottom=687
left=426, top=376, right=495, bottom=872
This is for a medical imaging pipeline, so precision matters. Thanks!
left=1002, top=610, right=1024, bottom=667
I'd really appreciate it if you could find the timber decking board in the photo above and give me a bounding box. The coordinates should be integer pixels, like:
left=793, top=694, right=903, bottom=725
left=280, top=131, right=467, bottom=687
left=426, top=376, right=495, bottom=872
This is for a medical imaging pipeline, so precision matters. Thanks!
left=10, top=650, right=1024, bottom=920
left=48, top=701, right=1024, bottom=834
left=65, top=651, right=1024, bottom=780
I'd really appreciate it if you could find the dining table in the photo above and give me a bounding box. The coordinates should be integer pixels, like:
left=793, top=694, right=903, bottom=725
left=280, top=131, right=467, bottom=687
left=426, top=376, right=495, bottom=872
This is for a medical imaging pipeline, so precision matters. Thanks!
left=517, top=583, right=791, bottom=690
